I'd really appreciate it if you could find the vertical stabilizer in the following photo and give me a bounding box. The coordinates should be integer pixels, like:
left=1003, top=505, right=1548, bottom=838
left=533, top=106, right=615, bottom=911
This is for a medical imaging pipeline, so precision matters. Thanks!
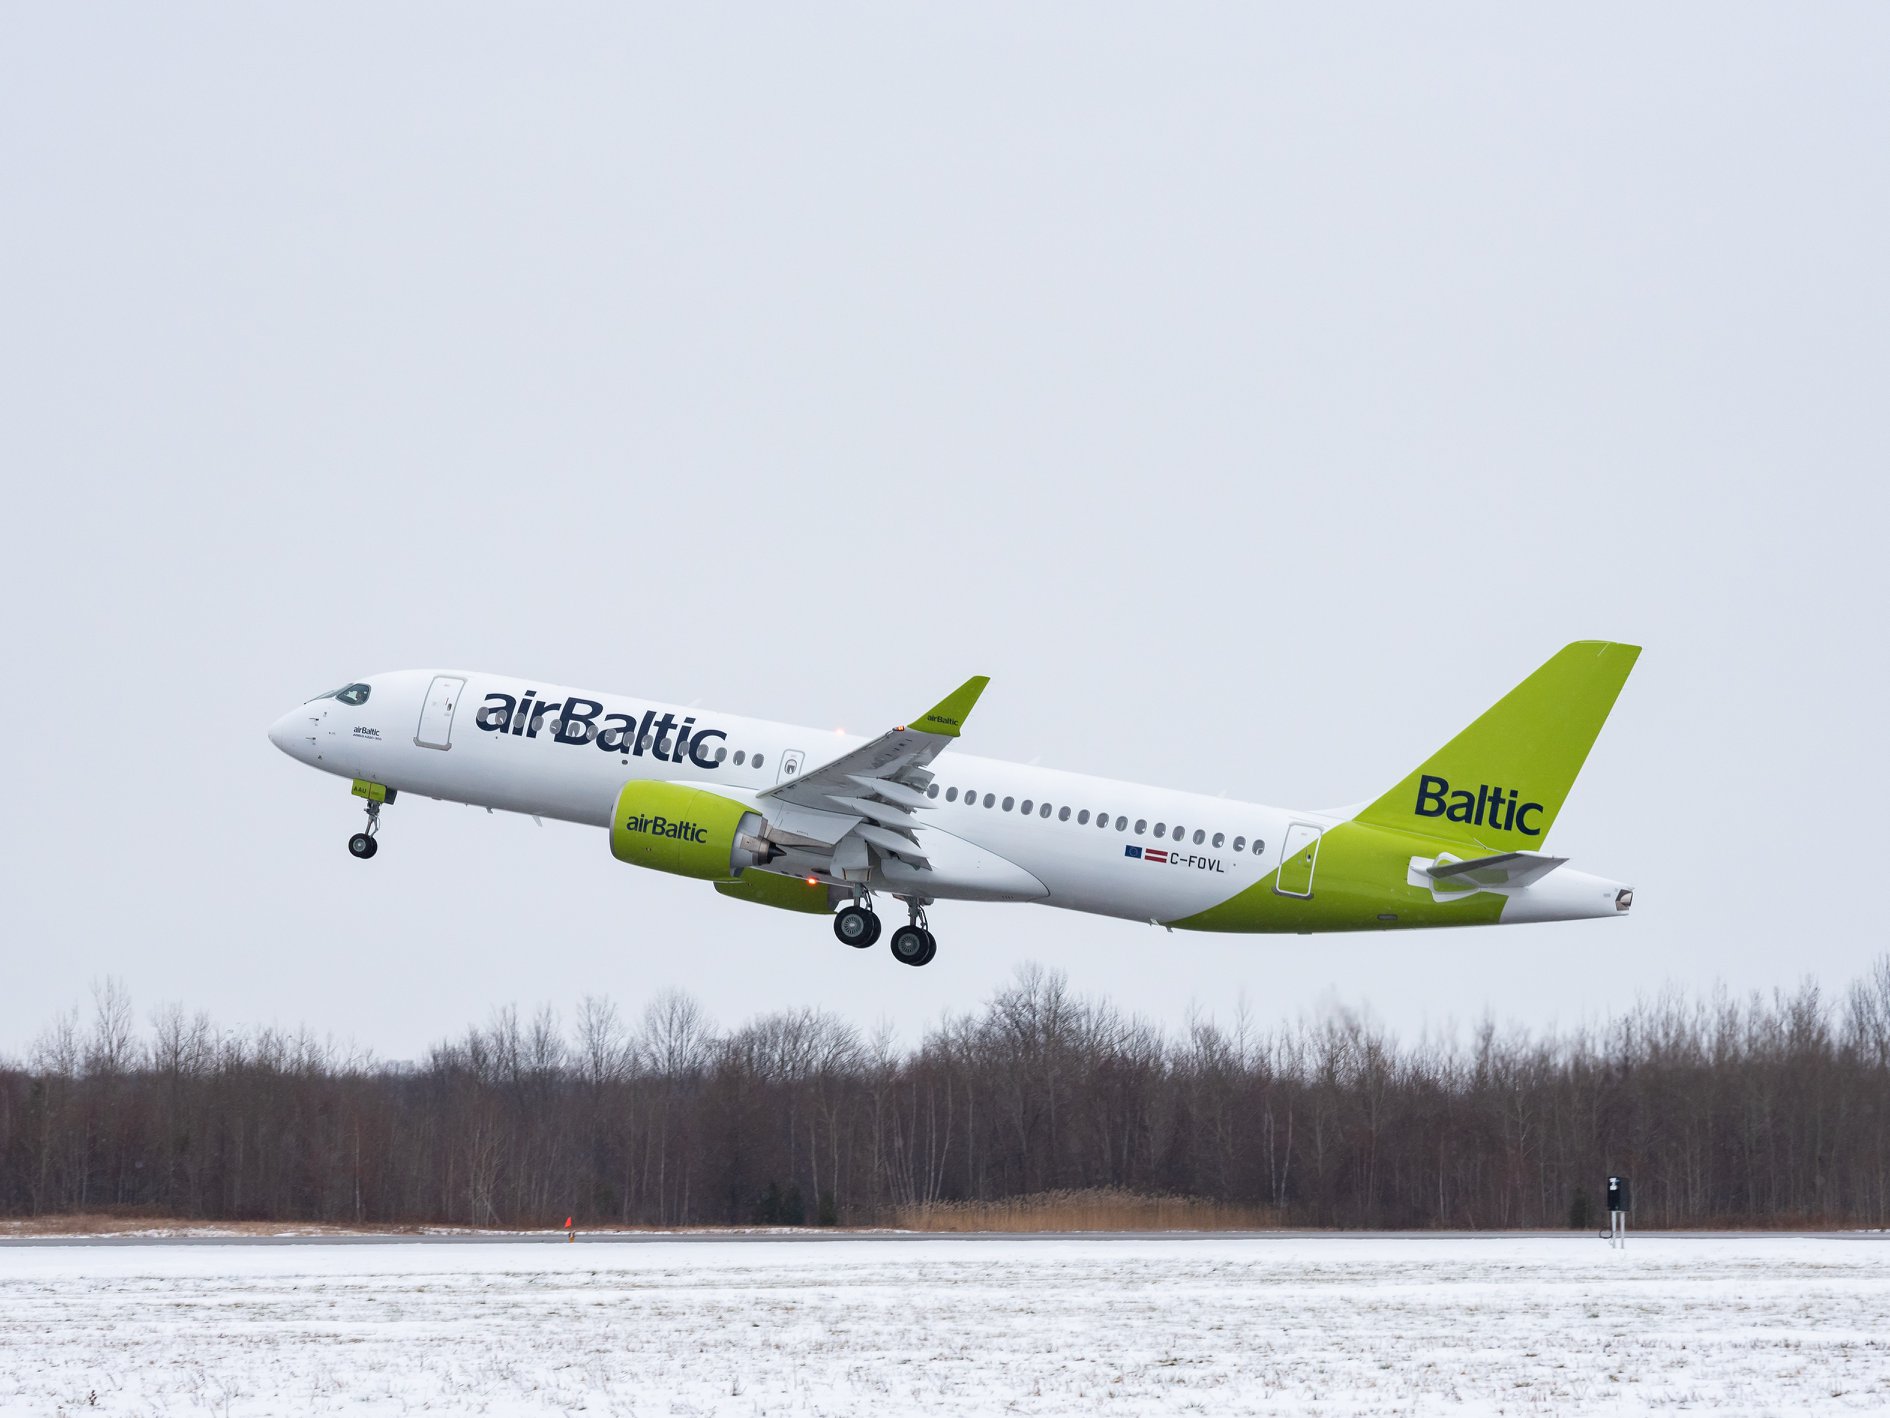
left=1354, top=641, right=1640, bottom=852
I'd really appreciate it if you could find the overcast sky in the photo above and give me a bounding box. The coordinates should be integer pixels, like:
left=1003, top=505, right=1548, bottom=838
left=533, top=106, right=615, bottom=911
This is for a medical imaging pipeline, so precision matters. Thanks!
left=4, top=5, right=1886, bottom=1060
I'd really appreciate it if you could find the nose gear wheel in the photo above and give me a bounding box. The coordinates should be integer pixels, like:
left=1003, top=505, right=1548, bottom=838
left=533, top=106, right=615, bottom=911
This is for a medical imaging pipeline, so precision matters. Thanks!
left=349, top=799, right=383, bottom=859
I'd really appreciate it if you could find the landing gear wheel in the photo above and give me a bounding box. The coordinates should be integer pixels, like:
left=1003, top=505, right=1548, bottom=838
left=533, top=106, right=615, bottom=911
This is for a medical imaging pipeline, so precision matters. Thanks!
left=890, top=925, right=933, bottom=967
left=834, top=905, right=880, bottom=949
left=351, top=796, right=384, bottom=859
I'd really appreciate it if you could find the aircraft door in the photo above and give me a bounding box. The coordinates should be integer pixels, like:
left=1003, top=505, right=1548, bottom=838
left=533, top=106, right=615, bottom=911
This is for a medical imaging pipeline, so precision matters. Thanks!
left=1274, top=822, right=1323, bottom=898
left=777, top=749, right=805, bottom=784
left=415, top=675, right=467, bottom=750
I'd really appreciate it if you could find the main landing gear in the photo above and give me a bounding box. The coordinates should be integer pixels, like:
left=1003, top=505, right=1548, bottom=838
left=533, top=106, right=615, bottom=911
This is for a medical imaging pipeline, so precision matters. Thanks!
left=888, top=899, right=936, bottom=968
left=348, top=799, right=383, bottom=860
left=833, top=902, right=881, bottom=949
left=832, top=895, right=936, bottom=965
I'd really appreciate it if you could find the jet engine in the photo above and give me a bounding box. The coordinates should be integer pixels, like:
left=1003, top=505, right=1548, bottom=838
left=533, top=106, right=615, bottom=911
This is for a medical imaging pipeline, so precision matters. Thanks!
left=608, top=782, right=778, bottom=880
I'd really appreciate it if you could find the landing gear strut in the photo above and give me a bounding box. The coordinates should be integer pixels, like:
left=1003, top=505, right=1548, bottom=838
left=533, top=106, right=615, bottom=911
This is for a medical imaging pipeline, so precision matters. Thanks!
left=348, top=800, right=382, bottom=860
left=833, top=899, right=881, bottom=949
left=889, top=899, right=936, bottom=967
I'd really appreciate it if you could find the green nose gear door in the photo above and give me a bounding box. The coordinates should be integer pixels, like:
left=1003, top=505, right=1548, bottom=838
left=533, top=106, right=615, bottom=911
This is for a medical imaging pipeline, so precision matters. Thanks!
left=1274, top=822, right=1322, bottom=898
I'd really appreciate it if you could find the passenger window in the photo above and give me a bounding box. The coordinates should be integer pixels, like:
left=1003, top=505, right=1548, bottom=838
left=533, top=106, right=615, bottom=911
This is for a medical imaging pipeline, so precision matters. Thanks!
left=1077, top=809, right=1090, bottom=825
left=984, top=793, right=996, bottom=809
left=946, top=787, right=958, bottom=802
left=1233, top=836, right=1246, bottom=852
left=1154, top=824, right=1166, bottom=839
left=1253, top=838, right=1265, bottom=855
left=1173, top=825, right=1184, bottom=842
left=927, top=783, right=940, bottom=799
left=1115, top=815, right=1128, bottom=831
left=1044, top=804, right=1055, bottom=819
left=1002, top=796, right=1015, bottom=812
left=1134, top=818, right=1147, bottom=835
left=1021, top=799, right=1033, bottom=815
left=1212, top=832, right=1224, bottom=848
left=733, top=750, right=746, bottom=765
left=1193, top=829, right=1206, bottom=845
left=714, top=746, right=727, bottom=763
left=752, top=753, right=765, bottom=770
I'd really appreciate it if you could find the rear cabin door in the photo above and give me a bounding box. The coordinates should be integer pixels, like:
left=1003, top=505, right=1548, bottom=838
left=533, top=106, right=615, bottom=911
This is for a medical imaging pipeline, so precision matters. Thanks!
left=415, top=675, right=466, bottom=750
left=1274, top=822, right=1323, bottom=898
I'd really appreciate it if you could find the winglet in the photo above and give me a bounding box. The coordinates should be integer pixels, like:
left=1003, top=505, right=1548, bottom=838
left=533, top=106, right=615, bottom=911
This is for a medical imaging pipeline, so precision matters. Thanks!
left=913, top=676, right=990, bottom=738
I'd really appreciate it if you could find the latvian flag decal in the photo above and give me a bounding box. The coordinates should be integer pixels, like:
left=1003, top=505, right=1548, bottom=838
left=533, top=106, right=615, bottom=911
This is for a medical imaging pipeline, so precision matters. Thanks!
left=1125, top=845, right=1168, bottom=864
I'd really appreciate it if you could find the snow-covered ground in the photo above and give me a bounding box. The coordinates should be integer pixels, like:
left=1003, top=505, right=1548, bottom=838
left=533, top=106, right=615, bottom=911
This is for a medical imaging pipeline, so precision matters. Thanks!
left=1, top=1234, right=1886, bottom=1415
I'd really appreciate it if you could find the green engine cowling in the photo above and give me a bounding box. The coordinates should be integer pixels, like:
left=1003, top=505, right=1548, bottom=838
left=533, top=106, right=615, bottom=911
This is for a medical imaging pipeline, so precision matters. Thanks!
left=609, top=781, right=773, bottom=880
left=715, top=873, right=835, bottom=913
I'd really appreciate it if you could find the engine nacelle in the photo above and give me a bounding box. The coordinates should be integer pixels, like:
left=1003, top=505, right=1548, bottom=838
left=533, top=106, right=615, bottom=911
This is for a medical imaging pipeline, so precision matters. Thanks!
left=609, top=782, right=775, bottom=880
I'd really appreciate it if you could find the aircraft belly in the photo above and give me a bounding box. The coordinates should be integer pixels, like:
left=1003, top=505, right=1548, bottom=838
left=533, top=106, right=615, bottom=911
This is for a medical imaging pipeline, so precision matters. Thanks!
left=874, top=829, right=1047, bottom=902
left=1037, top=854, right=1270, bottom=922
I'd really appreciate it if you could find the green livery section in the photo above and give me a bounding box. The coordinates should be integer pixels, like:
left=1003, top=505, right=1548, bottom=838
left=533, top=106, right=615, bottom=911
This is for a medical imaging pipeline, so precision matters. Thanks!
left=1170, top=820, right=1509, bottom=932
left=716, top=873, right=832, bottom=913
left=1172, top=640, right=1639, bottom=933
left=1354, top=640, right=1640, bottom=853
left=914, top=676, right=989, bottom=738
left=609, top=781, right=754, bottom=880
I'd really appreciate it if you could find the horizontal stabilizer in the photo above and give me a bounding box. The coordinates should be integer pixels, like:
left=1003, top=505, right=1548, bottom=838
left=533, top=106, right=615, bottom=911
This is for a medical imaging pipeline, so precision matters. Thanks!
left=1421, top=851, right=1568, bottom=891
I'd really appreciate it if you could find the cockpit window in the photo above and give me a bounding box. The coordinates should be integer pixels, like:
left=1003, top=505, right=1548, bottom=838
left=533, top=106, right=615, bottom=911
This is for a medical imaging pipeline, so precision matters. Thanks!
left=308, top=683, right=372, bottom=706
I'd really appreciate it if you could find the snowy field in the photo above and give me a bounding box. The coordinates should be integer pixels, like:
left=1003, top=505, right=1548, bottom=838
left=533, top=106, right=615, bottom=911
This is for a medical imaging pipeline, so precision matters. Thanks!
left=2, top=1234, right=1887, bottom=1416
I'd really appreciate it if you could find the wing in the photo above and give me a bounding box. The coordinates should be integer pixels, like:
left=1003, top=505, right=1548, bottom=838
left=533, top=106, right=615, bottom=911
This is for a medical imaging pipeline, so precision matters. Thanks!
left=755, top=676, right=989, bottom=877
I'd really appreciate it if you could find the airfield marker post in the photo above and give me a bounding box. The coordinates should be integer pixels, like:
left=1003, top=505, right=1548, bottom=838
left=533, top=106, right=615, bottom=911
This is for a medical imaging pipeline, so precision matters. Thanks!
left=1607, top=1175, right=1630, bottom=1250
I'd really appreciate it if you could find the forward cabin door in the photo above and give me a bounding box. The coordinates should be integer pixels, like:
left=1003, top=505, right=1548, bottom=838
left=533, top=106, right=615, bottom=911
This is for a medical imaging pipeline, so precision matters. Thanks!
left=1274, top=822, right=1323, bottom=898
left=415, top=675, right=467, bottom=750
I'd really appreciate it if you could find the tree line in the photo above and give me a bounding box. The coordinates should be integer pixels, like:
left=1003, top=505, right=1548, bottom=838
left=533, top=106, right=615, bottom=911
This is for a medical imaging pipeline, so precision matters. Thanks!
left=3, top=957, right=1887, bottom=1230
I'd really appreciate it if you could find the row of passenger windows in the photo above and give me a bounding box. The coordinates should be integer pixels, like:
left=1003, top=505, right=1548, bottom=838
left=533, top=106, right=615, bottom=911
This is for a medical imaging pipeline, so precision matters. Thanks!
left=924, top=782, right=1266, bottom=855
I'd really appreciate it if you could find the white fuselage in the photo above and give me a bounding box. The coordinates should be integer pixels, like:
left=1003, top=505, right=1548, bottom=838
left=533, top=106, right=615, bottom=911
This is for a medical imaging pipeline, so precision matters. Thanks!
left=269, top=668, right=1630, bottom=931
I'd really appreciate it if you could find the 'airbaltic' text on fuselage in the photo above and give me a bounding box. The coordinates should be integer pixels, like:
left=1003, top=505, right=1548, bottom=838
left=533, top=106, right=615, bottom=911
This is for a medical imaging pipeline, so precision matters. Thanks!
left=476, top=692, right=727, bottom=770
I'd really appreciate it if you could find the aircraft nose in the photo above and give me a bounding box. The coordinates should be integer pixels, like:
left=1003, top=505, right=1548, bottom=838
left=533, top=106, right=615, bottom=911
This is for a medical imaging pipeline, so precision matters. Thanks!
left=268, top=707, right=305, bottom=758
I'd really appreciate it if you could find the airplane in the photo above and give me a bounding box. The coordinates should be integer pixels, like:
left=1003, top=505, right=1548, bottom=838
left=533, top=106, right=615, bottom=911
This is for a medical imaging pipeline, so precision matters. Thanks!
left=267, top=641, right=1639, bottom=967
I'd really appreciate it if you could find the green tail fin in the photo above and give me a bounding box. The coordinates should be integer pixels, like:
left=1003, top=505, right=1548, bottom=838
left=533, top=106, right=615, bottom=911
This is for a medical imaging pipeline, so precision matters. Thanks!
left=1355, top=641, right=1640, bottom=851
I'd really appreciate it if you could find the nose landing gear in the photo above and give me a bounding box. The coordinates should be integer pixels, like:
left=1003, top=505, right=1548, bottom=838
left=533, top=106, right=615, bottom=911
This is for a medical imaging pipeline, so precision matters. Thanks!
left=347, top=783, right=394, bottom=859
